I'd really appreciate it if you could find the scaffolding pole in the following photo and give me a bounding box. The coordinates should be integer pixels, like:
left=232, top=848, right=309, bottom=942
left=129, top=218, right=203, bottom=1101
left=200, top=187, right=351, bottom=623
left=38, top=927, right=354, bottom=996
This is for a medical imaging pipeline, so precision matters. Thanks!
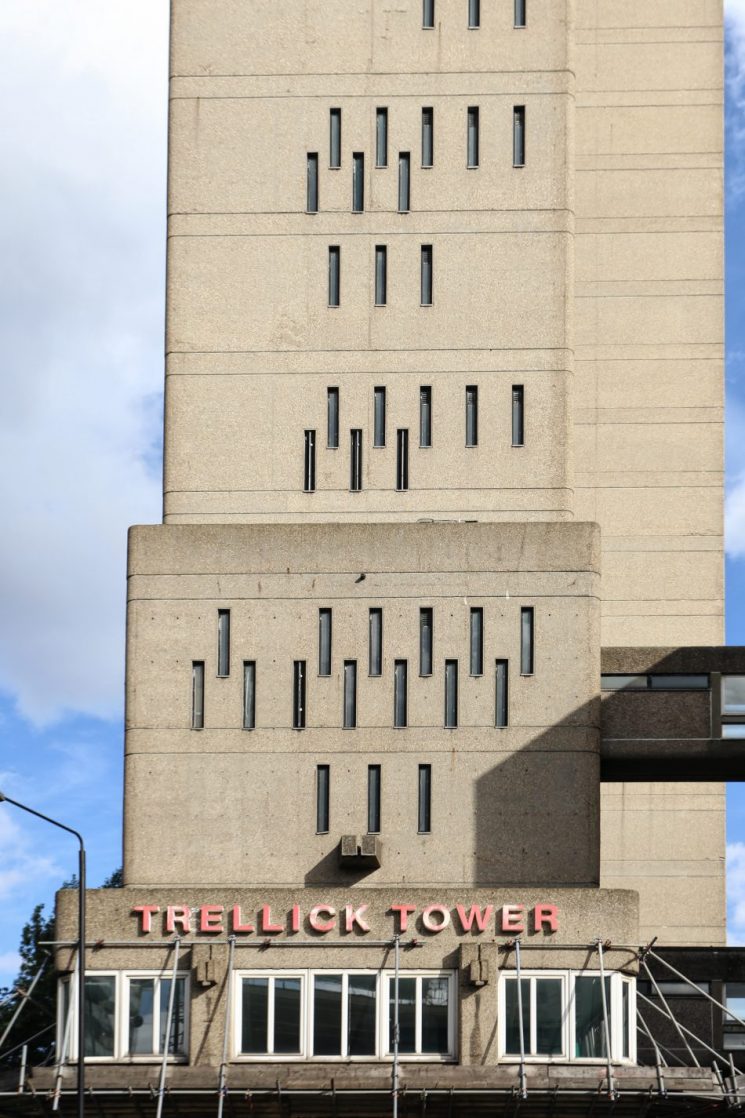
left=641, top=960, right=700, bottom=1066
left=637, top=990, right=731, bottom=1071
left=155, top=937, right=181, bottom=1118
left=646, top=948, right=745, bottom=1032
left=596, top=939, right=617, bottom=1099
left=52, top=951, right=77, bottom=1112
left=217, top=936, right=236, bottom=1118
left=392, top=934, right=400, bottom=1118
left=0, top=957, right=48, bottom=1055
left=514, top=940, right=528, bottom=1100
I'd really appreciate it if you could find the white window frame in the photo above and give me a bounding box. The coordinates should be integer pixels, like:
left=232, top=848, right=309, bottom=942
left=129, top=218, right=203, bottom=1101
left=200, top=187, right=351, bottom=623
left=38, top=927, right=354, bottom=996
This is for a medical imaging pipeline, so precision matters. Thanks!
left=232, top=969, right=456, bottom=1062
left=498, top=970, right=636, bottom=1064
left=58, top=970, right=190, bottom=1063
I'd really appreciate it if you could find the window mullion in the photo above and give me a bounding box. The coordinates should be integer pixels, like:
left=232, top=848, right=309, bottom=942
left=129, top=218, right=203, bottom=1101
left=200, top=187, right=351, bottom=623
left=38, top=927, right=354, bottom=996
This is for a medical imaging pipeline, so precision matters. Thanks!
left=341, top=973, right=349, bottom=1058
left=415, top=975, right=423, bottom=1055
left=268, top=976, right=276, bottom=1056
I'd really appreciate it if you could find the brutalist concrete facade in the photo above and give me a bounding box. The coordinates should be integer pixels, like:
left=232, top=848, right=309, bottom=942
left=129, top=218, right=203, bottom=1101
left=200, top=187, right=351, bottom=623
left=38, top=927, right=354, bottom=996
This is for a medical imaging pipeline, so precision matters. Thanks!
left=36, top=2, right=741, bottom=1114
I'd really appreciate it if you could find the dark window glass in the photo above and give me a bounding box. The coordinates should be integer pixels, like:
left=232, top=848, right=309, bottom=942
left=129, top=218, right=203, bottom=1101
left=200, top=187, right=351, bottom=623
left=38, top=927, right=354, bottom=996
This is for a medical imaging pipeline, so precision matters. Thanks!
left=316, top=765, right=330, bottom=833
left=468, top=0, right=480, bottom=27
left=398, top=152, right=411, bottom=212
left=273, top=978, right=302, bottom=1054
left=467, top=107, right=479, bottom=167
left=513, top=105, right=526, bottom=167
left=535, top=979, right=563, bottom=1056
left=129, top=977, right=155, bottom=1055
left=394, top=660, right=408, bottom=727
left=241, top=978, right=269, bottom=1054
left=159, top=977, right=187, bottom=1055
left=343, top=660, right=357, bottom=728
left=376, top=108, right=388, bottom=167
left=470, top=607, right=483, bottom=675
left=191, top=661, right=204, bottom=730
left=84, top=975, right=116, bottom=1058
left=420, top=607, right=433, bottom=676
left=369, top=608, right=383, bottom=676
left=418, top=764, right=431, bottom=832
left=423, top=0, right=435, bottom=28
left=319, top=608, right=332, bottom=676
left=466, top=385, right=478, bottom=446
left=520, top=607, right=534, bottom=675
left=307, top=153, right=319, bottom=212
left=348, top=975, right=377, bottom=1056
left=515, top=0, right=526, bottom=26
left=421, top=245, right=433, bottom=305
left=420, top=385, right=432, bottom=447
left=243, top=661, right=256, bottom=730
left=293, top=660, right=306, bottom=729
left=421, top=977, right=450, bottom=1054
left=368, top=764, right=381, bottom=833
left=217, top=609, right=230, bottom=677
left=504, top=978, right=530, bottom=1056
left=375, top=245, right=387, bottom=306
left=512, top=385, right=524, bottom=446
left=327, top=387, right=339, bottom=448
left=422, top=108, right=434, bottom=167
left=328, top=246, right=340, bottom=306
left=574, top=976, right=610, bottom=1058
left=374, top=387, right=386, bottom=447
left=445, top=660, right=458, bottom=728
left=304, top=429, right=316, bottom=492
left=495, top=660, right=509, bottom=727
left=396, top=429, right=409, bottom=491
left=390, top=977, right=417, bottom=1053
left=352, top=152, right=364, bottom=212
left=330, top=108, right=341, bottom=168
left=313, top=974, right=342, bottom=1055
left=350, top=429, right=363, bottom=491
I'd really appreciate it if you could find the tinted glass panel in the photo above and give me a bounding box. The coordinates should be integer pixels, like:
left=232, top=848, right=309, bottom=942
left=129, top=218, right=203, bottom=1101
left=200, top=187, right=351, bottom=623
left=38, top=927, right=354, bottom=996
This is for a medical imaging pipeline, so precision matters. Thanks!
left=724, top=676, right=745, bottom=713
left=722, top=724, right=745, bottom=739
left=129, top=978, right=154, bottom=1054
left=421, top=977, right=450, bottom=1053
left=535, top=979, right=563, bottom=1056
left=160, top=977, right=187, bottom=1055
left=84, top=975, right=116, bottom=1058
left=574, top=976, right=609, bottom=1058
left=376, top=108, right=388, bottom=167
left=241, top=978, right=268, bottom=1054
left=274, top=978, right=301, bottom=1054
left=348, top=974, right=377, bottom=1056
left=369, top=608, right=383, bottom=676
left=650, top=674, right=709, bottom=690
left=601, top=674, right=648, bottom=691
left=504, top=979, right=530, bottom=1056
left=390, top=976, right=416, bottom=1053
left=313, top=974, right=342, bottom=1055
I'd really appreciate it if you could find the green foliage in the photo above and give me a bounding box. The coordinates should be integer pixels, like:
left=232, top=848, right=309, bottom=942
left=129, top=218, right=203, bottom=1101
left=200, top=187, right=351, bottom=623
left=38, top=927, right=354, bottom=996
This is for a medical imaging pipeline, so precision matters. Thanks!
left=0, top=869, right=123, bottom=1066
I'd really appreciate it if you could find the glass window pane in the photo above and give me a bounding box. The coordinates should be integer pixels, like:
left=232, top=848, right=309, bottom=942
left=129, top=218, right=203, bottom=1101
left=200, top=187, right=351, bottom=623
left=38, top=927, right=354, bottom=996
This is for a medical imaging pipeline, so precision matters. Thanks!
left=622, top=981, right=630, bottom=1059
left=422, top=108, right=433, bottom=167
left=420, top=608, right=433, bottom=676
left=649, top=674, right=709, bottom=690
left=374, top=387, right=386, bottom=447
left=129, top=978, right=154, bottom=1054
left=273, top=978, right=302, bottom=1054
left=504, top=978, right=530, bottom=1056
left=241, top=978, right=269, bottom=1054
left=520, top=607, right=534, bottom=675
left=445, top=660, right=458, bottom=728
left=343, top=660, right=357, bottom=728
left=316, top=765, right=330, bottom=833
left=327, top=387, right=339, bottom=448
left=376, top=108, right=388, bottom=168
left=398, top=152, right=411, bottom=212
left=319, top=609, right=332, bottom=676
left=470, top=608, right=483, bottom=675
left=394, top=660, right=408, bottom=727
left=313, top=974, right=342, bottom=1055
left=535, top=979, right=563, bottom=1056
left=84, top=975, right=116, bottom=1058
left=348, top=974, right=377, bottom=1056
left=723, top=724, right=745, bottom=739
left=496, top=660, right=509, bottom=728
left=243, top=661, right=256, bottom=729
left=420, top=386, right=432, bottom=447
left=160, top=977, right=187, bottom=1055
left=724, top=676, right=745, bottom=713
left=421, top=977, right=450, bottom=1054
left=418, top=764, right=431, bottom=832
left=726, top=984, right=745, bottom=1022
left=574, top=976, right=609, bottom=1058
left=369, top=608, right=383, bottom=676
left=600, top=674, right=648, bottom=691
left=389, top=976, right=417, bottom=1053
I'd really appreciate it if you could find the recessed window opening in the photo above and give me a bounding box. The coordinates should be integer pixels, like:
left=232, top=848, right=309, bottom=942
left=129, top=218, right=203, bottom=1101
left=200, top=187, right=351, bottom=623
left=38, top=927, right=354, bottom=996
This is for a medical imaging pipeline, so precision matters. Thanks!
left=467, top=107, right=479, bottom=168
left=398, top=152, right=411, bottom=212
left=468, top=0, right=480, bottom=27
left=386, top=974, right=452, bottom=1055
left=350, top=429, right=363, bottom=491
left=396, top=429, right=409, bottom=491
left=330, top=108, right=341, bottom=168
left=465, top=386, right=478, bottom=447
left=373, top=386, right=386, bottom=447
left=217, top=609, right=230, bottom=677
left=368, top=765, right=381, bottom=833
left=394, top=660, right=408, bottom=727
left=513, top=105, right=526, bottom=167
left=328, top=246, right=340, bottom=306
left=422, top=108, right=434, bottom=167
left=445, top=660, right=458, bottom=728
left=327, top=387, right=339, bottom=449
left=495, top=659, right=509, bottom=727
left=520, top=607, right=534, bottom=675
left=241, top=975, right=302, bottom=1056
left=420, top=607, right=433, bottom=676
left=420, top=386, right=432, bottom=447
left=375, top=245, right=387, bottom=306
left=470, top=608, right=483, bottom=676
left=376, top=108, right=388, bottom=167
left=514, top=0, right=526, bottom=27
left=316, top=765, right=330, bottom=833
left=293, top=661, right=307, bottom=729
left=61, top=973, right=189, bottom=1060
left=600, top=674, right=709, bottom=692
left=421, top=245, right=433, bottom=305
left=369, top=608, right=383, bottom=676
left=512, top=385, right=524, bottom=446
left=352, top=152, right=364, bottom=212
left=243, top=661, right=256, bottom=730
left=423, top=0, right=435, bottom=29
left=319, top=608, right=332, bottom=676
left=306, top=153, right=319, bottom=213
left=191, top=662, right=204, bottom=730
left=418, top=764, right=432, bottom=832
left=343, top=660, right=357, bottom=728
left=304, top=430, right=316, bottom=492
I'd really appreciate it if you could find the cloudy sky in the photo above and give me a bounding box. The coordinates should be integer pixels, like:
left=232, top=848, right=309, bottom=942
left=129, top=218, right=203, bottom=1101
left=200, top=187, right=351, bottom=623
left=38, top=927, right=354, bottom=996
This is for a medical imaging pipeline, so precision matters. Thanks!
left=0, top=0, right=744, bottom=980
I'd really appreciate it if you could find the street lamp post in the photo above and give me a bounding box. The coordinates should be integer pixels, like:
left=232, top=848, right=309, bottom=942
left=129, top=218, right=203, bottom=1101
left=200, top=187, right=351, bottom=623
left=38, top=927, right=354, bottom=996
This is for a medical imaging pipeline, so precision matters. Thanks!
left=0, top=791, right=86, bottom=1118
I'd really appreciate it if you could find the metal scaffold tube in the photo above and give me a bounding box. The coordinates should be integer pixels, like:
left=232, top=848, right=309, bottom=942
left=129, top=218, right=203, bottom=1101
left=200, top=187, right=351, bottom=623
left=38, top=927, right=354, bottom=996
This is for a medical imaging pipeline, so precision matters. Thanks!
left=156, top=937, right=181, bottom=1118
left=217, top=935, right=236, bottom=1118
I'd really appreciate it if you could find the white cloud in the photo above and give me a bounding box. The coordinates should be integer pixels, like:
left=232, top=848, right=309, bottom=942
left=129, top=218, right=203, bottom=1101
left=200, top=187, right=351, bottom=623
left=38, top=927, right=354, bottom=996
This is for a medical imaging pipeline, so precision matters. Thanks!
left=0, top=953, right=21, bottom=983
left=726, top=0, right=745, bottom=196
left=0, top=2, right=168, bottom=724
left=0, top=812, right=60, bottom=905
